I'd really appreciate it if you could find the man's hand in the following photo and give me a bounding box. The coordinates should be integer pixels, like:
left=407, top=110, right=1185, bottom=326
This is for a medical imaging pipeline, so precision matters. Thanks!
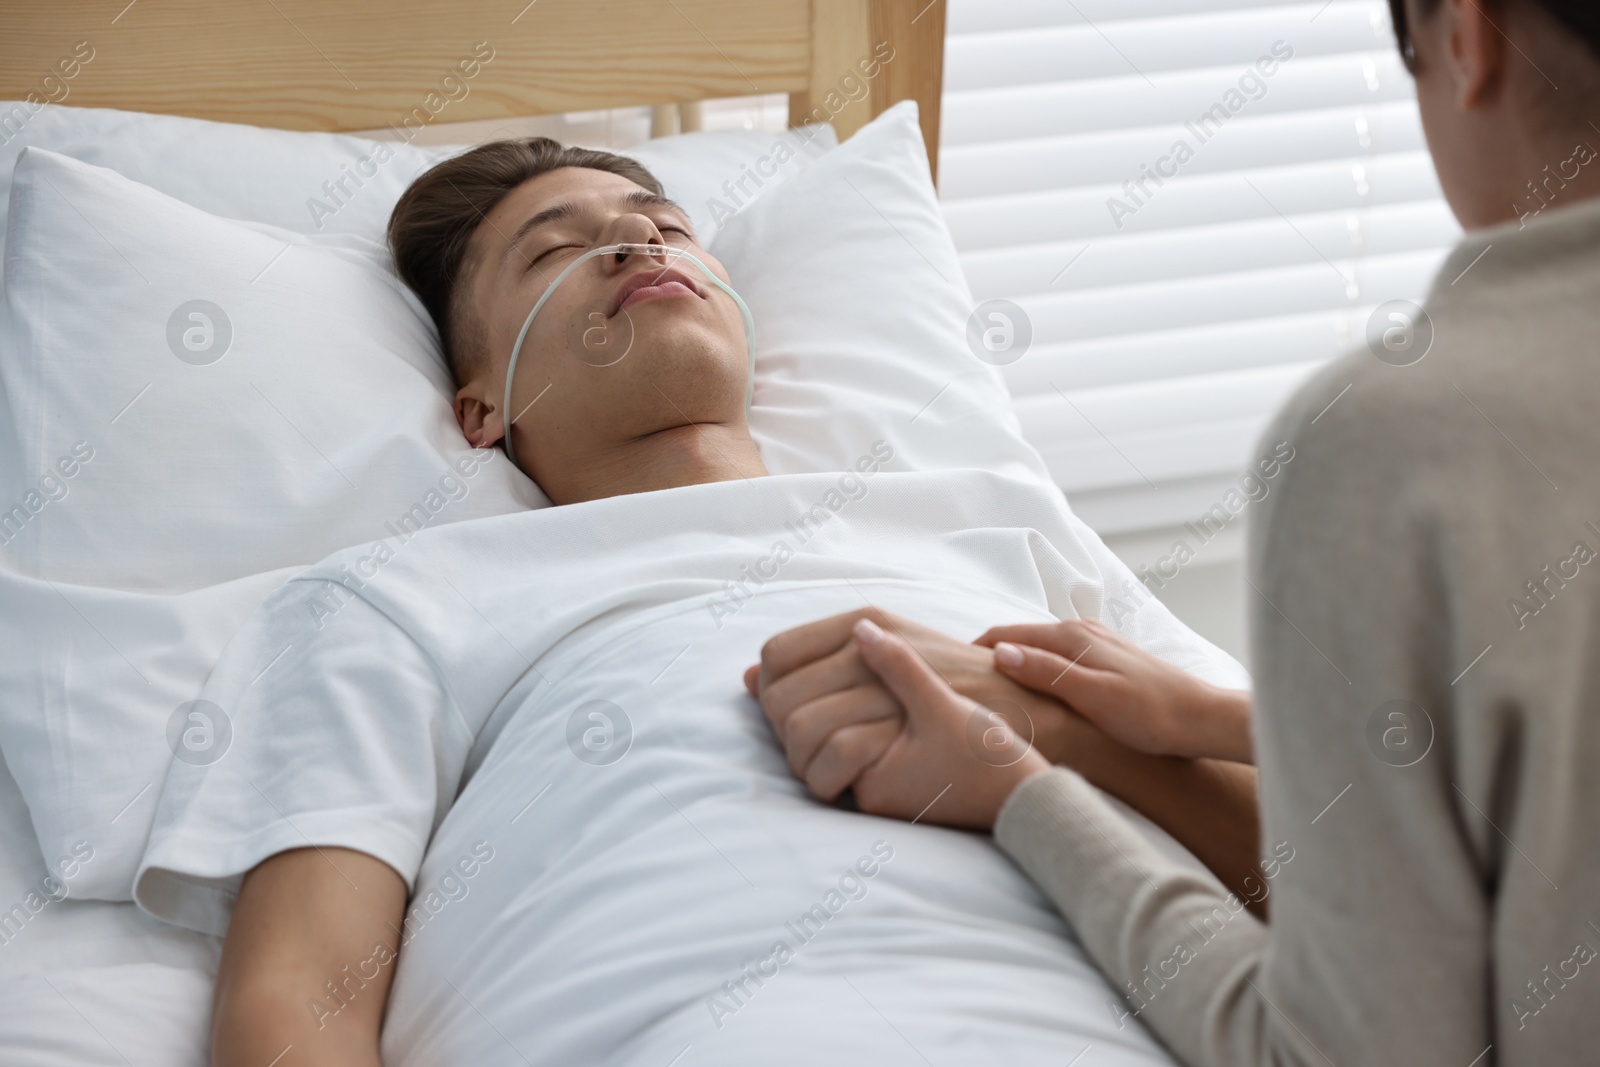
left=761, top=617, right=1050, bottom=829
left=745, top=607, right=1074, bottom=802
left=977, top=619, right=1255, bottom=764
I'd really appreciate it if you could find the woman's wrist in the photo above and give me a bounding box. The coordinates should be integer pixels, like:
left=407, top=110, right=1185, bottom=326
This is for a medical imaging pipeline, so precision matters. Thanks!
left=993, top=747, right=1054, bottom=828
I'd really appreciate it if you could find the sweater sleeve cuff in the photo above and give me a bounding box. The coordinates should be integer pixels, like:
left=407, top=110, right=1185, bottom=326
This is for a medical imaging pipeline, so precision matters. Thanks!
left=994, top=766, right=1177, bottom=929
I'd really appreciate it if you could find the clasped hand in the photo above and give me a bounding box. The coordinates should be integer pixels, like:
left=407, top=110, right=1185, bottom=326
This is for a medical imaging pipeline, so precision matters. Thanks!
left=744, top=609, right=1253, bottom=831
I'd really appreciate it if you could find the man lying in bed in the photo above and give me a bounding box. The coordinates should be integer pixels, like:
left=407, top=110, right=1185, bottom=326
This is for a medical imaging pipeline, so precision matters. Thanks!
left=137, top=141, right=1259, bottom=1066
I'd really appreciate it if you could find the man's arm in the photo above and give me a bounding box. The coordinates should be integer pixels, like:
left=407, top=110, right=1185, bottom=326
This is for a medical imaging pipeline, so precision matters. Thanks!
left=212, top=847, right=407, bottom=1067
left=1045, top=734, right=1264, bottom=915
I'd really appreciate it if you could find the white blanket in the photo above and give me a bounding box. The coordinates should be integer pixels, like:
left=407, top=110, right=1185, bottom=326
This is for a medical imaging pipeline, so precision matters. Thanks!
left=138, top=468, right=1246, bottom=1065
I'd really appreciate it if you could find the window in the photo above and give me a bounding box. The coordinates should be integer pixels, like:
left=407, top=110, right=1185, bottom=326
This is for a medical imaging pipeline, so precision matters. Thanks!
left=940, top=0, right=1460, bottom=534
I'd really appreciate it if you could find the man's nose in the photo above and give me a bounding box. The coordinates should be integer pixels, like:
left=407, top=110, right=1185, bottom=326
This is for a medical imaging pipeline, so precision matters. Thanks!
left=600, top=214, right=669, bottom=266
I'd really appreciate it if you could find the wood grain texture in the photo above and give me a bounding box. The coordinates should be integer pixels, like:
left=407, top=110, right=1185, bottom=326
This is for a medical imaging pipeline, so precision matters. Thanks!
left=871, top=0, right=945, bottom=180
left=789, top=0, right=872, bottom=138
left=788, top=0, right=943, bottom=182
left=0, top=0, right=942, bottom=163
left=1, top=0, right=809, bottom=131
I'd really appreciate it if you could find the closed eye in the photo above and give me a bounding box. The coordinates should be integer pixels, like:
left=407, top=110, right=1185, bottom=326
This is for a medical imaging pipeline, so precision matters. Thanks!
left=525, top=227, right=691, bottom=271
left=526, top=244, right=582, bottom=271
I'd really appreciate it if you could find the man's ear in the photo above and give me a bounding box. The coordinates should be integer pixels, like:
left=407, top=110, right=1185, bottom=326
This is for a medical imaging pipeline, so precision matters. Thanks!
left=455, top=381, right=505, bottom=450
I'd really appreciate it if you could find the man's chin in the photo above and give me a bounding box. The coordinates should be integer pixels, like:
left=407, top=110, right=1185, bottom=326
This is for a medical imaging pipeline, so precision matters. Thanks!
left=635, top=351, right=750, bottom=417
left=626, top=324, right=745, bottom=374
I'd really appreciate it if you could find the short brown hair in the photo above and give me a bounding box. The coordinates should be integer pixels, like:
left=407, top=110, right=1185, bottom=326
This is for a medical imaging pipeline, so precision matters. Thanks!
left=388, top=137, right=664, bottom=382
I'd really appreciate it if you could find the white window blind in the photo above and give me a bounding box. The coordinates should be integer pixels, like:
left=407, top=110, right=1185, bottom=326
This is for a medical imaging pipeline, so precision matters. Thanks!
left=940, top=0, right=1461, bottom=534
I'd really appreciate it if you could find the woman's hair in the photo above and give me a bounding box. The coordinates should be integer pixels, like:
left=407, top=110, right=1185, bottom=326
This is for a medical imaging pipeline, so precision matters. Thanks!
left=388, top=138, right=664, bottom=382
left=1388, top=0, right=1600, bottom=72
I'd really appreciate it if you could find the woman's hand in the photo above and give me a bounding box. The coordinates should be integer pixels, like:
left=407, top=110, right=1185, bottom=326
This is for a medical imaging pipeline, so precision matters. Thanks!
left=976, top=618, right=1255, bottom=765
left=745, top=607, right=1077, bottom=801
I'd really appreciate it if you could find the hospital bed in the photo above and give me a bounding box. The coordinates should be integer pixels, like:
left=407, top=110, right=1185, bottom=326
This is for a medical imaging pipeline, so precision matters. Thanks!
left=0, top=3, right=1247, bottom=1063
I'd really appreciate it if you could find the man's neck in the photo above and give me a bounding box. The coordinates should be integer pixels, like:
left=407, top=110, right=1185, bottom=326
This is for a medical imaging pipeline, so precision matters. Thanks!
left=550, top=422, right=768, bottom=504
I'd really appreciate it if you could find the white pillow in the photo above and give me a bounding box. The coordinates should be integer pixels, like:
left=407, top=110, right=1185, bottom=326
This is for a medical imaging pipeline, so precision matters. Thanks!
left=0, top=148, right=543, bottom=590
left=626, top=126, right=838, bottom=245
left=724, top=102, right=1051, bottom=483
left=0, top=104, right=442, bottom=252
left=0, top=102, right=834, bottom=261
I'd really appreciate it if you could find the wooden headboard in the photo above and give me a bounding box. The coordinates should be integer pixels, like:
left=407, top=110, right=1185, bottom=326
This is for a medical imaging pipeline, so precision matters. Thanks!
left=0, top=0, right=945, bottom=175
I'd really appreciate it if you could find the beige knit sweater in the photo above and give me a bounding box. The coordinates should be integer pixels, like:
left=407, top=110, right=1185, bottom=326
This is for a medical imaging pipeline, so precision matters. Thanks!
left=996, top=195, right=1600, bottom=1066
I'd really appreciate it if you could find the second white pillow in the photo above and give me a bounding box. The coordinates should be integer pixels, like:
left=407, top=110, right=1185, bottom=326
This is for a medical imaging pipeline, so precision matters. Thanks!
left=718, top=101, right=1052, bottom=485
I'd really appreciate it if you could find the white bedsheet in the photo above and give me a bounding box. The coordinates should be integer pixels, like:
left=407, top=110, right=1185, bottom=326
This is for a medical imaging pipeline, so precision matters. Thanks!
left=138, top=468, right=1247, bottom=1064
left=0, top=754, right=215, bottom=1066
